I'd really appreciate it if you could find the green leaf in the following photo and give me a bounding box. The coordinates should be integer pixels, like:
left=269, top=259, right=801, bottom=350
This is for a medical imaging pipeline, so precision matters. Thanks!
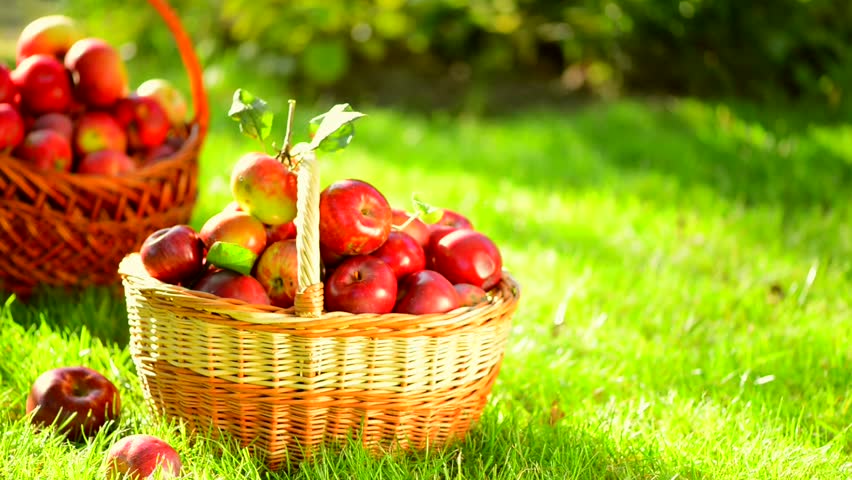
left=228, top=89, right=274, bottom=142
left=411, top=193, right=444, bottom=224
left=205, top=241, right=258, bottom=276
left=309, top=103, right=366, bottom=153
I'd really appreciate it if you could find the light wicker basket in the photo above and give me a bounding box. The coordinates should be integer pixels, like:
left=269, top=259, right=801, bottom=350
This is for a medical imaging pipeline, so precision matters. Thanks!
left=0, top=0, right=207, bottom=296
left=119, top=143, right=520, bottom=469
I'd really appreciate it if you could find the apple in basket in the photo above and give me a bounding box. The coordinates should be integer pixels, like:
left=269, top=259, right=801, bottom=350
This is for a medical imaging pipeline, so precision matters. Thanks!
left=140, top=224, right=206, bottom=285
left=0, top=65, right=17, bottom=104
left=370, top=231, right=426, bottom=280
left=26, top=366, right=120, bottom=442
left=11, top=54, right=73, bottom=114
left=77, top=150, right=136, bottom=176
left=325, top=255, right=397, bottom=314
left=64, top=37, right=129, bottom=108
left=394, top=269, right=460, bottom=315
left=136, top=78, right=188, bottom=129
left=454, top=283, right=489, bottom=307
left=391, top=208, right=430, bottom=247
left=113, top=95, right=171, bottom=150
left=0, top=103, right=25, bottom=150
left=73, top=111, right=127, bottom=155
left=230, top=151, right=299, bottom=226
left=199, top=210, right=268, bottom=255
left=319, top=178, right=393, bottom=256
left=31, top=112, right=73, bottom=140
left=428, top=229, right=503, bottom=290
left=15, top=14, right=83, bottom=64
left=16, top=129, right=73, bottom=172
left=255, top=239, right=299, bottom=308
left=103, top=434, right=182, bottom=479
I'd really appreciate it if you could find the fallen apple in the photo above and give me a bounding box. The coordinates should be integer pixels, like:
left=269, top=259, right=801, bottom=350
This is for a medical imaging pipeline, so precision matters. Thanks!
left=103, top=434, right=181, bottom=479
left=26, top=366, right=120, bottom=442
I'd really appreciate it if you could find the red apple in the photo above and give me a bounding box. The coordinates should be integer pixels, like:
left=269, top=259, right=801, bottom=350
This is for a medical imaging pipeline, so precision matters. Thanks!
left=16, top=129, right=73, bottom=172
left=141, top=142, right=177, bottom=167
left=114, top=95, right=170, bottom=149
left=266, top=221, right=297, bottom=244
left=0, top=65, right=16, bottom=104
left=0, top=103, right=24, bottom=150
left=16, top=15, right=83, bottom=64
left=77, top=150, right=135, bottom=176
left=230, top=152, right=298, bottom=226
left=73, top=111, right=127, bottom=154
left=64, top=38, right=128, bottom=108
left=325, top=256, right=397, bottom=314
left=429, top=229, right=503, bottom=290
left=103, top=434, right=181, bottom=480
left=140, top=225, right=205, bottom=285
left=370, top=231, right=425, bottom=280
left=320, top=243, right=345, bottom=270
left=136, top=78, right=188, bottom=127
left=391, top=208, right=430, bottom=247
left=32, top=112, right=73, bottom=140
left=11, top=54, right=72, bottom=114
left=255, top=239, right=298, bottom=308
left=319, top=179, right=392, bottom=256
left=394, top=270, right=460, bottom=315
left=424, top=224, right=459, bottom=269
left=435, top=209, right=473, bottom=230
left=193, top=269, right=270, bottom=305
left=199, top=210, right=267, bottom=255
left=26, top=366, right=120, bottom=442
left=454, top=283, right=489, bottom=307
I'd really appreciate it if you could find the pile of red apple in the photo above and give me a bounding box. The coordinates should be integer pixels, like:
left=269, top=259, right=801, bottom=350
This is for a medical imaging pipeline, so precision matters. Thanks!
left=0, top=15, right=189, bottom=175
left=24, top=366, right=182, bottom=479
left=140, top=100, right=504, bottom=316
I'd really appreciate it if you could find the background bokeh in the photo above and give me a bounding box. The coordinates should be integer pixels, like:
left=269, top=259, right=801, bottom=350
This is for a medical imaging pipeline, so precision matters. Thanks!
left=4, top=0, right=852, bottom=115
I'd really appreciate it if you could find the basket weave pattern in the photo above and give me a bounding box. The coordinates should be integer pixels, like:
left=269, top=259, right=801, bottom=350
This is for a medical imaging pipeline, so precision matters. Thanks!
left=0, top=0, right=207, bottom=295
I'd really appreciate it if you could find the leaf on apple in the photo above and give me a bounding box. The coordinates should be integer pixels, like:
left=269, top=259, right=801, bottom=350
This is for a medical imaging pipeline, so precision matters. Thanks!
left=308, top=103, right=366, bottom=153
left=228, top=89, right=274, bottom=143
left=205, top=241, right=258, bottom=276
left=412, top=193, right=444, bottom=224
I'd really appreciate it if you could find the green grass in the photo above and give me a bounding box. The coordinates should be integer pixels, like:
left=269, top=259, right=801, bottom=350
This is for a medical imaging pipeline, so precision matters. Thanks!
left=1, top=94, right=850, bottom=479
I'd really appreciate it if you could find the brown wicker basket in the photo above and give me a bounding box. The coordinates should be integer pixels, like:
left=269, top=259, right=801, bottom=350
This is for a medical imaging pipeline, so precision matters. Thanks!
left=0, top=0, right=208, bottom=296
left=119, top=149, right=521, bottom=469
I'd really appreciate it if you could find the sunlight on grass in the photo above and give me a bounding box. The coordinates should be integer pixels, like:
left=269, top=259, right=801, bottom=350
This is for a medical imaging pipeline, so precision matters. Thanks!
left=1, top=97, right=850, bottom=479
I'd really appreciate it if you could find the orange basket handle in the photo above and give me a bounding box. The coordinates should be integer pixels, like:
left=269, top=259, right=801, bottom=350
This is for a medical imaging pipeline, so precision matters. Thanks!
left=146, top=0, right=209, bottom=139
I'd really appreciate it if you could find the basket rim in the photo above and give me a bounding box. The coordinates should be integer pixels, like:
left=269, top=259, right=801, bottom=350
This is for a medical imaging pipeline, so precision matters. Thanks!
left=119, top=252, right=521, bottom=330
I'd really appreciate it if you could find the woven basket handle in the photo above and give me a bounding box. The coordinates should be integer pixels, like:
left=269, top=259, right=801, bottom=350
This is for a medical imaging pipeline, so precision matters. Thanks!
left=146, top=0, right=209, bottom=139
left=293, top=151, right=324, bottom=317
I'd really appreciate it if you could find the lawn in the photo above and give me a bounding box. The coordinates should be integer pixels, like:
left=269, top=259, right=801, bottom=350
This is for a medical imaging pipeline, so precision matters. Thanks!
left=1, top=91, right=850, bottom=479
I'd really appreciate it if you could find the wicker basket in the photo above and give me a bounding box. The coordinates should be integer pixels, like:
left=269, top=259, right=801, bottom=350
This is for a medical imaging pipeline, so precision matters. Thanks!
left=119, top=147, right=521, bottom=469
left=0, top=0, right=208, bottom=296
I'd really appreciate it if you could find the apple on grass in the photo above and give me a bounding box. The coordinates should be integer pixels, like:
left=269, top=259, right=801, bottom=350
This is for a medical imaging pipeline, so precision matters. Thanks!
left=394, top=270, right=460, bottom=315
left=103, top=434, right=181, bottom=480
left=255, top=239, right=298, bottom=308
left=0, top=103, right=24, bottom=150
left=428, top=229, right=503, bottom=290
left=230, top=152, right=298, bottom=226
left=11, top=54, right=72, bottom=114
left=16, top=15, right=82, bottom=64
left=370, top=231, right=426, bottom=280
left=319, top=179, right=392, bottom=256
left=199, top=210, right=268, bottom=255
left=193, top=269, right=271, bottom=305
left=77, top=150, right=135, bottom=176
left=325, top=256, right=397, bottom=314
left=26, top=366, right=120, bottom=442
left=73, top=111, right=127, bottom=155
left=16, top=129, right=73, bottom=172
left=64, top=37, right=128, bottom=108
left=140, top=225, right=205, bottom=285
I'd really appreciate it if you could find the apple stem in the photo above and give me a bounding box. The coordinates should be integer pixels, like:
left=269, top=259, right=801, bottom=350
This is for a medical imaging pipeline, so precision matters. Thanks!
left=281, top=99, right=297, bottom=165
left=393, top=211, right=422, bottom=232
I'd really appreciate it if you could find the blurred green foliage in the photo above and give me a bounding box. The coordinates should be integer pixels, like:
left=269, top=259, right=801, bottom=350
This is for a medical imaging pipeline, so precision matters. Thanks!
left=53, top=0, right=852, bottom=110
